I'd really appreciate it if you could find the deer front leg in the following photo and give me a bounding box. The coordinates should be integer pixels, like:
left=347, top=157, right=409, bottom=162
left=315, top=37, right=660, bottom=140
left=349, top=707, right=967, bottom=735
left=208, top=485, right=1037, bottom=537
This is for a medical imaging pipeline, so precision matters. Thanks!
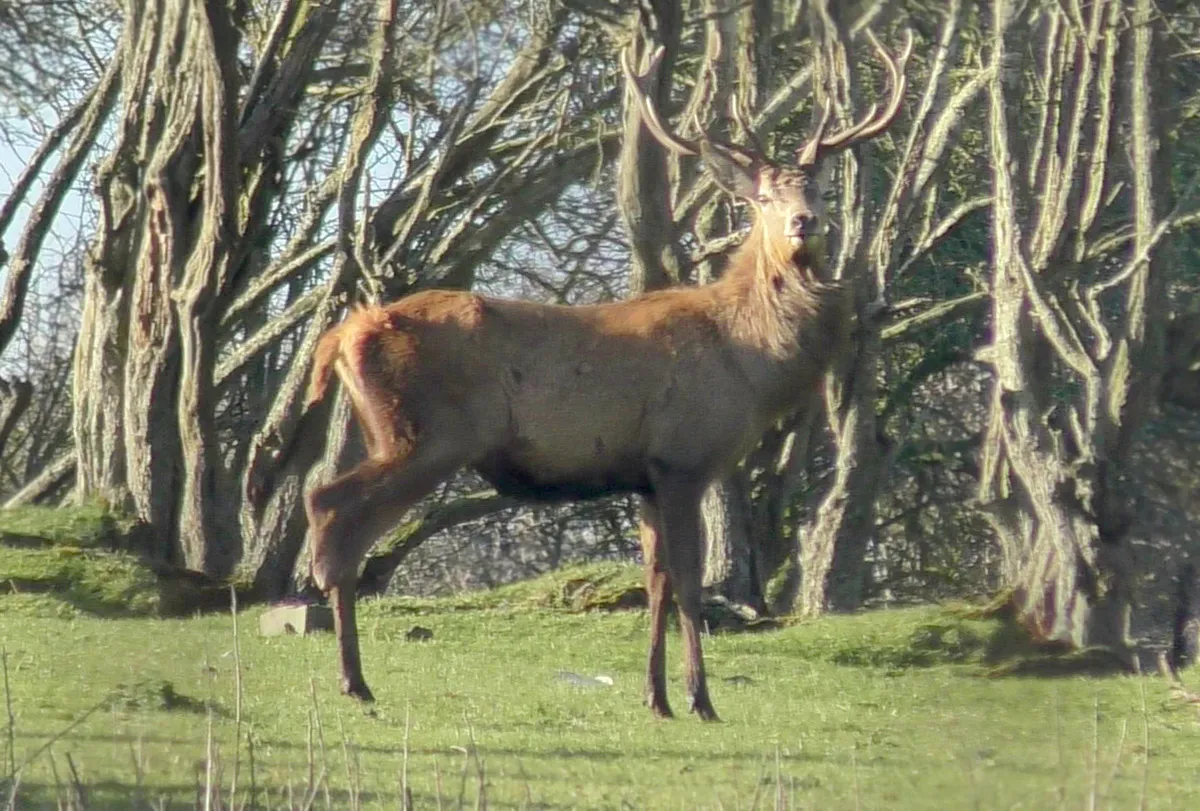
left=639, top=498, right=673, bottom=718
left=330, top=580, right=374, bottom=702
left=652, top=473, right=719, bottom=722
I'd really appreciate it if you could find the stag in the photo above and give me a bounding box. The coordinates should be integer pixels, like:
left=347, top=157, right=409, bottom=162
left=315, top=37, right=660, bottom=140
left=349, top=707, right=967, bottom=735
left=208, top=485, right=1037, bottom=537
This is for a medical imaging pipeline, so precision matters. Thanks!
left=297, top=35, right=908, bottom=720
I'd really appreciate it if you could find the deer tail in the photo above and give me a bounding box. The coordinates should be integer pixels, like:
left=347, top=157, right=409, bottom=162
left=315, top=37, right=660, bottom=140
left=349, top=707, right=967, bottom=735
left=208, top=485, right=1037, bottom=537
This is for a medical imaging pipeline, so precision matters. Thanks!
left=306, top=322, right=346, bottom=409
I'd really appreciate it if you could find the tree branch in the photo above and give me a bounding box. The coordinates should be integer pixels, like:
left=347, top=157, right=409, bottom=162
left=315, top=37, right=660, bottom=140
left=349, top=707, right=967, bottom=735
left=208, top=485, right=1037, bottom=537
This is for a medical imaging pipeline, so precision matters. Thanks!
left=0, top=51, right=122, bottom=355
left=357, top=492, right=521, bottom=596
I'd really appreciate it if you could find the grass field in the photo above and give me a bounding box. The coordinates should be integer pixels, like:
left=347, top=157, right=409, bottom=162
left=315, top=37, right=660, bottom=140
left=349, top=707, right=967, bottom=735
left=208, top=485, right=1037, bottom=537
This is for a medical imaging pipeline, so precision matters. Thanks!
left=2, top=566, right=1199, bottom=810
left=1, top=509, right=1198, bottom=809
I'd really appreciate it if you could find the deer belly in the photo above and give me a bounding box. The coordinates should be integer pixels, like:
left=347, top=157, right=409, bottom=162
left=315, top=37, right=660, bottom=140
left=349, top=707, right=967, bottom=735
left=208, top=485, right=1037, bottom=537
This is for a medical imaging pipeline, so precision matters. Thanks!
left=473, top=442, right=651, bottom=503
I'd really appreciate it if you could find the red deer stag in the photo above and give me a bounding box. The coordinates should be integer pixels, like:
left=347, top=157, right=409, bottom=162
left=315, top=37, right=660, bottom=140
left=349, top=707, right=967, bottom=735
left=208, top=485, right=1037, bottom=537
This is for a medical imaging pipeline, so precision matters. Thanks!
left=300, top=35, right=908, bottom=720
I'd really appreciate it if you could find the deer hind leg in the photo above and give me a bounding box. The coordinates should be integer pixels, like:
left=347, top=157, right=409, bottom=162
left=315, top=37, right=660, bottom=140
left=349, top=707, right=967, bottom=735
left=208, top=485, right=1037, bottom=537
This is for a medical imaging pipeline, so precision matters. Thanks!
left=639, top=497, right=673, bottom=719
left=330, top=581, right=372, bottom=700
left=305, top=437, right=470, bottom=700
left=306, top=435, right=470, bottom=590
left=651, top=471, right=719, bottom=721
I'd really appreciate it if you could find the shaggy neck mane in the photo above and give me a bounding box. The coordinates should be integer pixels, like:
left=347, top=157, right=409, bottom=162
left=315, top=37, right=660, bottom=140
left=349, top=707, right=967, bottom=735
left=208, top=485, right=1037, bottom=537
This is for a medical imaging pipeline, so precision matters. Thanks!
left=716, top=220, right=840, bottom=362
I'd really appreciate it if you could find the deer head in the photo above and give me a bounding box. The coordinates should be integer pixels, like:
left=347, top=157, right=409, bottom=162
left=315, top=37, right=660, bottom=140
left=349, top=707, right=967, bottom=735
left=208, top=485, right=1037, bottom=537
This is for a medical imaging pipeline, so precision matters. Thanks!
left=621, top=31, right=911, bottom=269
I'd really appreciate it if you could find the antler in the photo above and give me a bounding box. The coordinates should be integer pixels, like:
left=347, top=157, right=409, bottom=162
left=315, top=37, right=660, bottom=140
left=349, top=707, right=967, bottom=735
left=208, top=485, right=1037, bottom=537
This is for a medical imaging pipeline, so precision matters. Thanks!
left=796, top=28, right=913, bottom=166
left=621, top=45, right=701, bottom=157
left=621, top=45, right=763, bottom=166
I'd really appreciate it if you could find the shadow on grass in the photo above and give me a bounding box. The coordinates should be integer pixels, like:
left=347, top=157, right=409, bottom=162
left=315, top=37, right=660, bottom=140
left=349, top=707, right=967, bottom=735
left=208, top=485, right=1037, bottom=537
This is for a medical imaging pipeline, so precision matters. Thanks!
left=947, top=602, right=1136, bottom=678
left=769, top=602, right=1138, bottom=677
left=0, top=504, right=249, bottom=620
left=11, top=728, right=833, bottom=767
left=10, top=782, right=412, bottom=811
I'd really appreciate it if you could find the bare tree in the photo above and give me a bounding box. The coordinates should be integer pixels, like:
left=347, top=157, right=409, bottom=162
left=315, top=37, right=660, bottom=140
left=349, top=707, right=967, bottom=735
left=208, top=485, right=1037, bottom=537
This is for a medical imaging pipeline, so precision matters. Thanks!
left=976, top=0, right=1193, bottom=654
left=4, top=0, right=626, bottom=585
left=244, top=1, right=624, bottom=594
left=797, top=0, right=990, bottom=614
left=3, top=0, right=1196, bottom=625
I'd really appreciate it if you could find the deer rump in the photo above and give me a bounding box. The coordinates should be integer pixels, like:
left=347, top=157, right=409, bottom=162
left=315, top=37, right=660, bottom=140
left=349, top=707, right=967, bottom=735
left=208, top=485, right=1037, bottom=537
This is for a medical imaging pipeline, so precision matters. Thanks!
left=310, top=288, right=772, bottom=504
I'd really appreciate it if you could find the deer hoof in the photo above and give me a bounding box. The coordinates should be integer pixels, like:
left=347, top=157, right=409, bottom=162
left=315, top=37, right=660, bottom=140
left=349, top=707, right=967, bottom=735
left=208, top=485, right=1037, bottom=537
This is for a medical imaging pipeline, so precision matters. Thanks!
left=342, top=680, right=376, bottom=703
left=646, top=695, right=674, bottom=719
left=689, top=697, right=720, bottom=722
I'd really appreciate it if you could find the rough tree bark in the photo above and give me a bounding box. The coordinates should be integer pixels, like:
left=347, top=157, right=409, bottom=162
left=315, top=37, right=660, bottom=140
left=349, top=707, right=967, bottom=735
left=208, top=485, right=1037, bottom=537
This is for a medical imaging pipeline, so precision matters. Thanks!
left=616, top=1, right=985, bottom=614
left=72, top=0, right=249, bottom=572
left=614, top=0, right=771, bottom=612
left=44, top=0, right=610, bottom=585
left=615, top=0, right=685, bottom=294
left=976, top=0, right=1176, bottom=654
left=798, top=0, right=985, bottom=615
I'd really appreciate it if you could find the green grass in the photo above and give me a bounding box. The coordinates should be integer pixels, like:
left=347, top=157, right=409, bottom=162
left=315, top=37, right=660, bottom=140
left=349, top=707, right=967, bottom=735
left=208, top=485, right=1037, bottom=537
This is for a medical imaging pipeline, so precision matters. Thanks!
left=2, top=575, right=1198, bottom=810
left=0, top=505, right=234, bottom=619
left=0, top=546, right=162, bottom=617
left=0, top=503, right=141, bottom=550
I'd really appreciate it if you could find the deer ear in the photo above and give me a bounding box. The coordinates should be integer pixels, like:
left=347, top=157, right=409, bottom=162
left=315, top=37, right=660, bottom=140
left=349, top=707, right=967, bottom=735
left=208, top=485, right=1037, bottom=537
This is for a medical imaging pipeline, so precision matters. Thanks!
left=699, top=142, right=759, bottom=200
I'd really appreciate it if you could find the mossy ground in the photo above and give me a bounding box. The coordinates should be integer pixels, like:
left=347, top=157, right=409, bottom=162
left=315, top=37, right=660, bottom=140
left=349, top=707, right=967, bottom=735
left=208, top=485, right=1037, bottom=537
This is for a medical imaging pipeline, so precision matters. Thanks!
left=0, top=505, right=162, bottom=617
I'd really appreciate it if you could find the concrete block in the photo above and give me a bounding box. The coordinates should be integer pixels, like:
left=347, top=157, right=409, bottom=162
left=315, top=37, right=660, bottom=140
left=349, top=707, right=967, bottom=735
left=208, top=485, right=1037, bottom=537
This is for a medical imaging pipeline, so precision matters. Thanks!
left=259, top=603, right=334, bottom=636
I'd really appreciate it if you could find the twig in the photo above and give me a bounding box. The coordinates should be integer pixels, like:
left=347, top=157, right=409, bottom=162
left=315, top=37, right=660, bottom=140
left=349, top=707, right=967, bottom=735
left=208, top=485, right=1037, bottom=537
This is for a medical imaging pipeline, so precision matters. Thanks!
left=434, top=755, right=444, bottom=811
left=455, top=744, right=470, bottom=809
left=129, top=736, right=146, bottom=810
left=335, top=710, right=360, bottom=811
left=851, top=746, right=861, bottom=811
left=65, top=752, right=86, bottom=809
left=467, top=716, right=486, bottom=811
left=47, top=748, right=63, bottom=806
left=1054, top=689, right=1066, bottom=807
left=402, top=702, right=413, bottom=811
left=2, top=647, right=14, bottom=783
left=774, top=744, right=783, bottom=811
left=746, top=753, right=768, bottom=811
left=1087, top=171, right=1200, bottom=299
left=1088, top=696, right=1099, bottom=811
left=308, top=678, right=332, bottom=809
left=1138, top=679, right=1150, bottom=811
left=11, top=694, right=108, bottom=777
left=230, top=585, right=244, bottom=807
left=205, top=697, right=217, bottom=811
left=3, top=769, right=20, bottom=811
left=246, top=728, right=258, bottom=811
left=1097, top=718, right=1128, bottom=806
left=305, top=709, right=316, bottom=804
left=300, top=763, right=328, bottom=811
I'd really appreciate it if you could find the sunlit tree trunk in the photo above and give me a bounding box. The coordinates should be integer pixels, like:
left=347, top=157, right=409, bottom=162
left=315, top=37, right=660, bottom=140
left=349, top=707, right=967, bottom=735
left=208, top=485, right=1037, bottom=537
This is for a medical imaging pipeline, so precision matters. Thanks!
left=798, top=0, right=982, bottom=615
left=72, top=0, right=246, bottom=572
left=976, top=0, right=1175, bottom=653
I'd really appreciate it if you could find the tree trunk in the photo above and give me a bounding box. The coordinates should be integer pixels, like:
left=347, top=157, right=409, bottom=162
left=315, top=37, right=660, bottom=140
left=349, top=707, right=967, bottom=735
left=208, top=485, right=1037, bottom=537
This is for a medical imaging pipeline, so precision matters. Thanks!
left=701, top=474, right=767, bottom=613
left=241, top=381, right=346, bottom=599
left=4, top=452, right=76, bottom=509
left=0, top=379, right=32, bottom=464
left=795, top=0, right=880, bottom=616
left=975, top=0, right=1173, bottom=654
left=616, top=0, right=684, bottom=294
left=122, top=191, right=183, bottom=559
left=798, top=375, right=890, bottom=614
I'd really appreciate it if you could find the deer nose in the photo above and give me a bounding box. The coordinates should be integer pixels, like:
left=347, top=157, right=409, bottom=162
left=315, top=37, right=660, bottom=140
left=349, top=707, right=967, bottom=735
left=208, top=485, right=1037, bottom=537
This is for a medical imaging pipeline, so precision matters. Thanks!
left=791, top=213, right=816, bottom=235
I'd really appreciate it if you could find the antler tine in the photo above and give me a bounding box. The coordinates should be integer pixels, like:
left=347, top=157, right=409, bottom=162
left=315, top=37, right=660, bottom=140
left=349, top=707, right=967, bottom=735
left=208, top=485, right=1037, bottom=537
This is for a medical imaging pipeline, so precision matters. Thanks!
left=796, top=99, right=834, bottom=166
left=802, top=28, right=912, bottom=161
left=730, top=92, right=767, bottom=160
left=620, top=44, right=701, bottom=157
